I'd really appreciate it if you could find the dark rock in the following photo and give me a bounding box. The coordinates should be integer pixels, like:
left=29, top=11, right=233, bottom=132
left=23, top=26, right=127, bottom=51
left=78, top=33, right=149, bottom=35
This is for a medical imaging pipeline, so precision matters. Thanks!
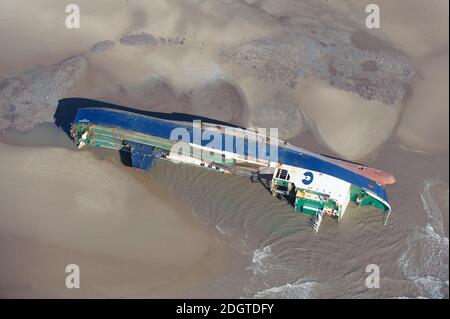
left=119, top=31, right=186, bottom=48
left=220, top=21, right=414, bottom=105
left=0, top=56, right=88, bottom=132
left=361, top=60, right=378, bottom=71
left=119, top=31, right=160, bottom=47
left=90, top=40, right=115, bottom=53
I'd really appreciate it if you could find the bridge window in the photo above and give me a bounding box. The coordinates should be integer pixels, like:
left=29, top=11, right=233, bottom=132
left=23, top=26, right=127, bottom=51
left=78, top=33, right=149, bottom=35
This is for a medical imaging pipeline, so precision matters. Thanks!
left=277, top=169, right=290, bottom=180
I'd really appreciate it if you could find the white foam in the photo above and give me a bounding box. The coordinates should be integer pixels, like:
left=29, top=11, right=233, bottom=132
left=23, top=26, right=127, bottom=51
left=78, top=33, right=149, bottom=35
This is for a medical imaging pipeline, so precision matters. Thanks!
left=215, top=224, right=228, bottom=236
left=253, top=281, right=318, bottom=299
left=398, top=178, right=449, bottom=298
left=420, top=178, right=448, bottom=237
left=251, top=245, right=272, bottom=275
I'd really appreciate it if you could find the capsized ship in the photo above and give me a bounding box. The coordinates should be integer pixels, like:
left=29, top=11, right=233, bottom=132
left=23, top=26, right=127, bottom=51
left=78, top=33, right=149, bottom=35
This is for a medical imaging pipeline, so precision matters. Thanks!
left=70, top=107, right=395, bottom=232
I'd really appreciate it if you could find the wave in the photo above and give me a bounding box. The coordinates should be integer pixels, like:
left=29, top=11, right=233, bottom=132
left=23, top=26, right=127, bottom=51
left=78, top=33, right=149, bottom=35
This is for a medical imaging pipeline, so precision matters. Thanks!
left=253, top=280, right=318, bottom=299
left=252, top=245, right=273, bottom=276
left=398, top=178, right=449, bottom=299
left=420, top=178, right=448, bottom=237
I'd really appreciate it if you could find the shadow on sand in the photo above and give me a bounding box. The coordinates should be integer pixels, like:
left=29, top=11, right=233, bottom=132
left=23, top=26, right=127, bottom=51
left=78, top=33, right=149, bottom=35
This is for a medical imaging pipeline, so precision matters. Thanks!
left=54, top=97, right=244, bottom=169
left=54, top=97, right=242, bottom=137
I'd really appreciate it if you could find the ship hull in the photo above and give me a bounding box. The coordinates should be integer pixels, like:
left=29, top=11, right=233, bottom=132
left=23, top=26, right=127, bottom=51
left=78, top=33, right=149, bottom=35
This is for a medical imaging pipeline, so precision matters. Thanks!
left=70, top=107, right=393, bottom=231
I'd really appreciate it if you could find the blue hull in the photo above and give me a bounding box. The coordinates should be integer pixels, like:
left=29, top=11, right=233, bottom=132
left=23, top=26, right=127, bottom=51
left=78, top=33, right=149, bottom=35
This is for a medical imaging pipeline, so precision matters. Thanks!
left=73, top=107, right=390, bottom=205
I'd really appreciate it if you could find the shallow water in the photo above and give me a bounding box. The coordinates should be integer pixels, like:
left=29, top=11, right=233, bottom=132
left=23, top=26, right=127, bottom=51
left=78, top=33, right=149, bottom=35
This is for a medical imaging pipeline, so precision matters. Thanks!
left=0, top=123, right=74, bottom=149
left=142, top=133, right=449, bottom=298
left=0, top=113, right=448, bottom=299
